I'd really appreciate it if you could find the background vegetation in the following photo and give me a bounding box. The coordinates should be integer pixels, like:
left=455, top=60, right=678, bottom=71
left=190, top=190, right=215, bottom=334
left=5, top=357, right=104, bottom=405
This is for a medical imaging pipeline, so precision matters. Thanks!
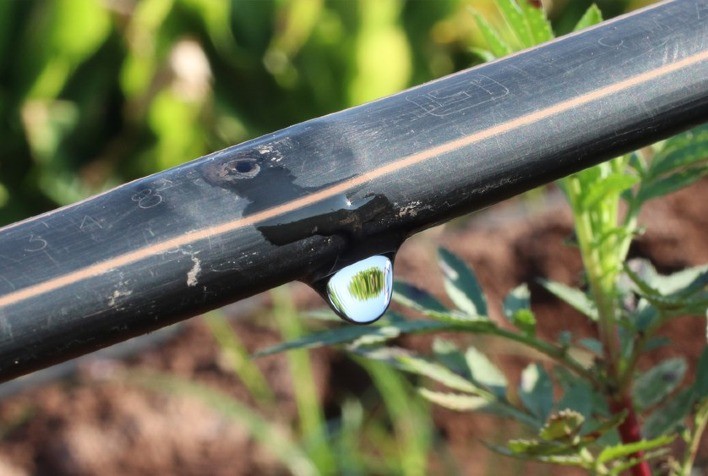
left=0, top=0, right=655, bottom=226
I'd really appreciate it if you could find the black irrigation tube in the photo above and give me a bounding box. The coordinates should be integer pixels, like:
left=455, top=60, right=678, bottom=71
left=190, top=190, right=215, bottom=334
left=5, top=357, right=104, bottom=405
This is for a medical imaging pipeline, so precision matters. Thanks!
left=0, top=0, right=706, bottom=383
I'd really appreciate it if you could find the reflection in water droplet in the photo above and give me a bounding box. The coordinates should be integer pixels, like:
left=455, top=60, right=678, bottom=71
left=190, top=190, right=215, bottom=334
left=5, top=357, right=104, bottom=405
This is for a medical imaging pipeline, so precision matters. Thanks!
left=326, top=255, right=393, bottom=324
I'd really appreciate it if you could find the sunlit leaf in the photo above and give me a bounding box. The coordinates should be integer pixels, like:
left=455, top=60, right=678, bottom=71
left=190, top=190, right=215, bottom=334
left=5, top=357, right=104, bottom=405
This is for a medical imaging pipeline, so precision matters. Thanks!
left=581, top=174, right=639, bottom=210
left=418, top=388, right=488, bottom=411
left=254, top=320, right=450, bottom=357
left=518, top=0, right=554, bottom=44
left=539, top=279, right=598, bottom=321
left=393, top=281, right=448, bottom=314
left=573, top=4, right=603, bottom=32
left=465, top=346, right=507, bottom=398
left=539, top=410, right=584, bottom=442
left=432, top=338, right=470, bottom=379
left=496, top=0, right=534, bottom=48
left=470, top=10, right=513, bottom=58
left=438, top=248, right=488, bottom=317
left=519, top=364, right=553, bottom=421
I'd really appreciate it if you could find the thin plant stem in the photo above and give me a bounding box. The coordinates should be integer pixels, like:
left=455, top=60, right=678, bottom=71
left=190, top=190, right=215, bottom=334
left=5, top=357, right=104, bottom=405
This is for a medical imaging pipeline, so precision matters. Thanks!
left=680, top=398, right=708, bottom=476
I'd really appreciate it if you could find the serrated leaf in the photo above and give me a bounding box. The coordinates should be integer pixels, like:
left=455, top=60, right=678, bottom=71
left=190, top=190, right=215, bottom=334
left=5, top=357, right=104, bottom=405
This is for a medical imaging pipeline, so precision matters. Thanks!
left=357, top=347, right=480, bottom=395
left=643, top=388, right=695, bottom=438
left=539, top=410, right=585, bottom=441
left=438, top=248, right=488, bottom=317
left=649, top=265, right=708, bottom=297
left=598, top=434, right=674, bottom=463
left=496, top=0, right=533, bottom=48
left=573, top=4, right=603, bottom=32
left=638, top=168, right=708, bottom=203
left=397, top=354, right=481, bottom=394
left=695, top=347, right=708, bottom=397
left=503, top=284, right=536, bottom=335
left=465, top=346, right=507, bottom=398
left=393, top=281, right=449, bottom=313
left=539, top=279, right=598, bottom=321
left=418, top=388, right=488, bottom=411
left=520, top=364, right=553, bottom=421
left=648, top=124, right=708, bottom=178
left=470, top=11, right=512, bottom=58
left=518, top=0, right=554, bottom=44
left=633, top=358, right=687, bottom=410
left=432, top=338, right=470, bottom=379
left=253, top=320, right=449, bottom=357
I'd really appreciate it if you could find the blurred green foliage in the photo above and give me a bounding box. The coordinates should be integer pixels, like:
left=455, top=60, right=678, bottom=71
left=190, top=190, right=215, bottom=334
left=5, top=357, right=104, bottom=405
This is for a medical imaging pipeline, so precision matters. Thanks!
left=0, top=0, right=654, bottom=226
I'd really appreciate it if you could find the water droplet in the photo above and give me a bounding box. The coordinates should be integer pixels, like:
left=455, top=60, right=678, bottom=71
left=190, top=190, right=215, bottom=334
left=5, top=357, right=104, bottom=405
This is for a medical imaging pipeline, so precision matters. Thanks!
left=324, top=255, right=393, bottom=324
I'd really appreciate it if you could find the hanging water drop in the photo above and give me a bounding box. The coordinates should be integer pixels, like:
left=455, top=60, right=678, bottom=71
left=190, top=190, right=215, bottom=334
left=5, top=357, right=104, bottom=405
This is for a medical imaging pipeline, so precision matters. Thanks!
left=324, top=255, right=393, bottom=324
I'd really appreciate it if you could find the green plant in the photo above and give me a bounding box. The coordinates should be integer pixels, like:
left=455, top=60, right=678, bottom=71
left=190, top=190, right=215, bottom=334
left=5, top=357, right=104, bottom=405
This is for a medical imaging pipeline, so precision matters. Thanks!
left=130, top=287, right=437, bottom=475
left=258, top=2, right=708, bottom=475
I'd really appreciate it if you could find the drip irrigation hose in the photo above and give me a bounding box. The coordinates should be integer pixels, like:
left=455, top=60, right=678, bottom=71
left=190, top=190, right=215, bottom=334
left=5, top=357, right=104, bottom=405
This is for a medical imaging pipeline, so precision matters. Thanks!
left=0, top=0, right=706, bottom=382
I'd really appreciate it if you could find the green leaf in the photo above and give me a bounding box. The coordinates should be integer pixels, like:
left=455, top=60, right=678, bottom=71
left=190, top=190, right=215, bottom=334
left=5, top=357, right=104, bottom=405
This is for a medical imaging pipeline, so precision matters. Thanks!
left=470, top=10, right=512, bottom=58
left=581, top=411, right=627, bottom=440
left=694, top=347, right=708, bottom=398
left=581, top=174, right=640, bottom=210
left=573, top=4, right=603, bottom=32
left=418, top=388, right=488, bottom=411
left=397, top=353, right=479, bottom=394
left=625, top=263, right=708, bottom=317
left=539, top=410, right=584, bottom=441
left=465, top=346, right=507, bottom=398
left=578, top=338, right=603, bottom=355
left=632, top=299, right=660, bottom=332
left=358, top=347, right=481, bottom=395
left=432, top=338, right=470, bottom=379
left=253, top=320, right=450, bottom=357
left=633, top=358, right=687, bottom=410
left=648, top=124, right=708, bottom=178
left=518, top=0, right=554, bottom=44
left=519, top=364, right=553, bottom=421
left=557, top=378, right=594, bottom=419
left=638, top=168, right=708, bottom=203
left=496, top=0, right=534, bottom=48
left=648, top=265, right=708, bottom=297
left=490, top=443, right=587, bottom=464
left=503, top=284, right=536, bottom=335
left=393, top=281, right=448, bottom=313
left=438, top=248, right=488, bottom=317
left=507, top=438, right=578, bottom=457
left=598, top=435, right=674, bottom=463
left=643, top=388, right=696, bottom=438
left=539, top=279, right=598, bottom=321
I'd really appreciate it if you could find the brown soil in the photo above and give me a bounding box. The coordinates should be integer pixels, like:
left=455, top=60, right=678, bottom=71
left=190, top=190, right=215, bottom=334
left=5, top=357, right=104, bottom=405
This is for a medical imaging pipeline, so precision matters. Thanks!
left=0, top=181, right=706, bottom=476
